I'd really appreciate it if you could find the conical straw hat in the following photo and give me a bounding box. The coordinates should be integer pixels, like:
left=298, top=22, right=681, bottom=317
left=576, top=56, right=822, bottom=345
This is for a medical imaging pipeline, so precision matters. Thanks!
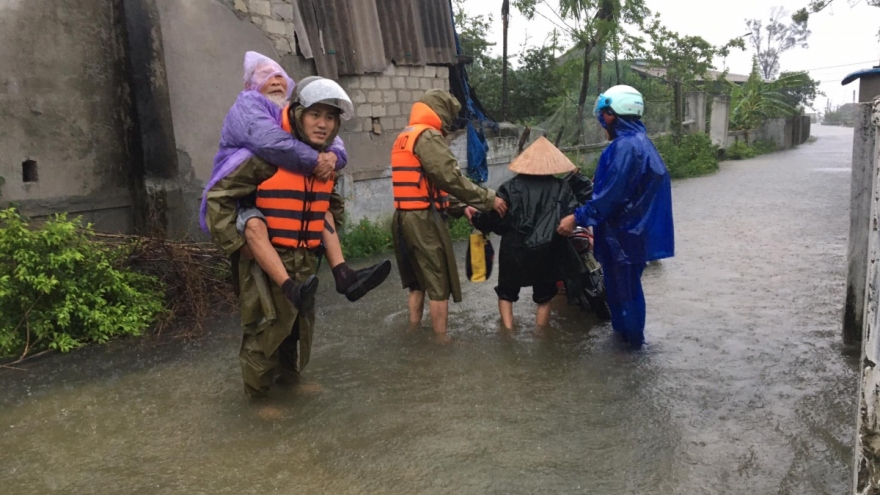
left=508, top=136, right=577, bottom=175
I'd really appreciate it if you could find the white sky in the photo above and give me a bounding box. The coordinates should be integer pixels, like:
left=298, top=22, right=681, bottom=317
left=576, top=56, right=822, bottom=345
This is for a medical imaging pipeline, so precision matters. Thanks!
left=463, top=0, right=880, bottom=111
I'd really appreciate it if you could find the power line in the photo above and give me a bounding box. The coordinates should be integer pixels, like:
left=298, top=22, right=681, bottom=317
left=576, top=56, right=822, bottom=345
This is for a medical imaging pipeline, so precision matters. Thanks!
left=794, top=59, right=879, bottom=72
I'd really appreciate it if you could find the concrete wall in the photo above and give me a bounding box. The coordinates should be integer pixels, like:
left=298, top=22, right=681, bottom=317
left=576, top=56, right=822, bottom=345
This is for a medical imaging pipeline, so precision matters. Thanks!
left=844, top=103, right=879, bottom=346
left=853, top=97, right=880, bottom=494
left=709, top=97, right=730, bottom=148
left=0, top=0, right=134, bottom=231
left=685, top=92, right=707, bottom=134
left=725, top=116, right=811, bottom=151
left=155, top=0, right=300, bottom=235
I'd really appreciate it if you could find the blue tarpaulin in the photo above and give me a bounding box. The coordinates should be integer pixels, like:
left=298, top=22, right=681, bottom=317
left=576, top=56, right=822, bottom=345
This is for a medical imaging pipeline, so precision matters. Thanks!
left=447, top=0, right=496, bottom=184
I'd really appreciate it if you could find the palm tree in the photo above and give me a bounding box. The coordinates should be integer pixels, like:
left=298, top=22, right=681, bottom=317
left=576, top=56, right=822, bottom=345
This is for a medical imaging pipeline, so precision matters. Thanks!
left=728, top=59, right=812, bottom=133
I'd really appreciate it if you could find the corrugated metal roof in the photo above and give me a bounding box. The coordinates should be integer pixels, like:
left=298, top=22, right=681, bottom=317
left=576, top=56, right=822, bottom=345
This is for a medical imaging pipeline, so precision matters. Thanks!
left=297, top=0, right=340, bottom=79
left=376, top=0, right=425, bottom=66
left=294, top=0, right=456, bottom=76
left=349, top=0, right=387, bottom=74
left=415, top=0, right=457, bottom=65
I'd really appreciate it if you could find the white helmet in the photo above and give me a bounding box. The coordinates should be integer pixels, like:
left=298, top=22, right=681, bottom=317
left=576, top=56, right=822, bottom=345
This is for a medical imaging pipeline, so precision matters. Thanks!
left=295, top=76, right=355, bottom=121
left=594, top=85, right=644, bottom=118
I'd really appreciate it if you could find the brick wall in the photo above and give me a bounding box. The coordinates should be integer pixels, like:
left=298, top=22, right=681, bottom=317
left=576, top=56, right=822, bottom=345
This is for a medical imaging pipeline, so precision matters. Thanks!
left=338, top=65, right=450, bottom=135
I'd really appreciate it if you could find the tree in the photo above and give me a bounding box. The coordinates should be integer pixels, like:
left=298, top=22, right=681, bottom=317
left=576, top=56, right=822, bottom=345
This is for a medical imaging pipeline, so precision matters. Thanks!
left=452, top=0, right=495, bottom=63
left=635, top=16, right=744, bottom=143
left=793, top=0, right=880, bottom=39
left=514, top=0, right=650, bottom=142
left=451, top=0, right=504, bottom=117
left=745, top=7, right=810, bottom=81
left=728, top=59, right=815, bottom=132
left=509, top=45, right=562, bottom=122
left=776, top=70, right=823, bottom=110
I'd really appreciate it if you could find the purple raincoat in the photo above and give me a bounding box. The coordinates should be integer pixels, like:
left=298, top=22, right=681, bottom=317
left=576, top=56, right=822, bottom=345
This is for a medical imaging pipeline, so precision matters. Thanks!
left=199, top=90, right=348, bottom=232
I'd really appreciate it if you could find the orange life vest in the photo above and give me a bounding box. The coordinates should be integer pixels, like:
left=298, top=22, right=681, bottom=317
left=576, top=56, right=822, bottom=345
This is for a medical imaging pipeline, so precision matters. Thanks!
left=255, top=105, right=333, bottom=249
left=391, top=102, right=449, bottom=211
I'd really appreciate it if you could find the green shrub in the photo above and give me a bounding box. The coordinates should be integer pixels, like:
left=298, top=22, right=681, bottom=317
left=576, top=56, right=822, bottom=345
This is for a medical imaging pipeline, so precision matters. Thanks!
left=340, top=215, right=474, bottom=259
left=448, top=216, right=473, bottom=241
left=725, top=140, right=776, bottom=160
left=725, top=140, right=758, bottom=160
left=652, top=133, right=720, bottom=179
left=0, top=209, right=165, bottom=359
left=339, top=217, right=394, bottom=259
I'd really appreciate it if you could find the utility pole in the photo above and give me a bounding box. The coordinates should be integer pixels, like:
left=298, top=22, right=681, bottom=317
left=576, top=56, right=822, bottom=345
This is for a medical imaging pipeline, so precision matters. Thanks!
left=501, top=0, right=510, bottom=122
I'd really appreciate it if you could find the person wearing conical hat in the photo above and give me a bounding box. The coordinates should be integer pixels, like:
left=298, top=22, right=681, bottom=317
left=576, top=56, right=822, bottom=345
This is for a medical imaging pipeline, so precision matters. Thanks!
left=557, top=85, right=675, bottom=349
left=468, top=136, right=581, bottom=330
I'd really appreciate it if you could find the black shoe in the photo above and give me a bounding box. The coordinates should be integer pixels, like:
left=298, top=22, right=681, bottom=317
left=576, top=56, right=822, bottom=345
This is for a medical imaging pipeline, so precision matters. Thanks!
left=344, top=260, right=392, bottom=302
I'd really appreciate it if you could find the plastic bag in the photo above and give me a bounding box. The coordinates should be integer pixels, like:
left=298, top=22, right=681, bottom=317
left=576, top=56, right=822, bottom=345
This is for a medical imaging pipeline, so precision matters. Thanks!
left=466, top=230, right=494, bottom=282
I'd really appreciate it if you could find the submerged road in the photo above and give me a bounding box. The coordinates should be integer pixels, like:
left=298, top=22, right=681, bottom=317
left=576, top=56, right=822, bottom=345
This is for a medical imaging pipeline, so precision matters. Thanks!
left=0, top=125, right=859, bottom=494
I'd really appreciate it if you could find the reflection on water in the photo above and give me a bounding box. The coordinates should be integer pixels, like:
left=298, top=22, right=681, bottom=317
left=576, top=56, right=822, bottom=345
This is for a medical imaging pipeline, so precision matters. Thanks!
left=0, top=126, right=859, bottom=494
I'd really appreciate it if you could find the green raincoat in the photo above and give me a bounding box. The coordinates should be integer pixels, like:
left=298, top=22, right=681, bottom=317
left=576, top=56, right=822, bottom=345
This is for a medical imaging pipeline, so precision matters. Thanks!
left=392, top=90, right=496, bottom=302
left=205, top=103, right=343, bottom=397
left=205, top=156, right=324, bottom=396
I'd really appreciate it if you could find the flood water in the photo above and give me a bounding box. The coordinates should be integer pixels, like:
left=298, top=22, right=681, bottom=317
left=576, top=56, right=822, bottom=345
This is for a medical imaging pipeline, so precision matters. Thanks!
left=0, top=125, right=859, bottom=494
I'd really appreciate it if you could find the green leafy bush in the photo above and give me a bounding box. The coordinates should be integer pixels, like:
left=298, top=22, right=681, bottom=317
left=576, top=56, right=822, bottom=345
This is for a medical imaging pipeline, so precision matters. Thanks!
left=340, top=217, right=394, bottom=259
left=725, top=140, right=776, bottom=160
left=448, top=216, right=473, bottom=241
left=725, top=140, right=758, bottom=160
left=652, top=133, right=720, bottom=179
left=340, top=215, right=474, bottom=259
left=0, top=209, right=165, bottom=359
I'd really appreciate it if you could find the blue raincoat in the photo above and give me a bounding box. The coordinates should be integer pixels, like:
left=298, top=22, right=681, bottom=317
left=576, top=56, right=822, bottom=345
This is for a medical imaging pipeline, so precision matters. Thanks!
left=574, top=118, right=674, bottom=266
left=573, top=117, right=674, bottom=348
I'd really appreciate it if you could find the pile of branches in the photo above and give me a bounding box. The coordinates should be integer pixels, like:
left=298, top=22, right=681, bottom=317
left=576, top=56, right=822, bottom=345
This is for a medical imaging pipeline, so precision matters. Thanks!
left=92, top=232, right=236, bottom=337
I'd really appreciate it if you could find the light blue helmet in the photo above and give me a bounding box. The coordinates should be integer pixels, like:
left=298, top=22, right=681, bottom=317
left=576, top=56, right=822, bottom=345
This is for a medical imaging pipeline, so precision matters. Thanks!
left=594, top=85, right=645, bottom=118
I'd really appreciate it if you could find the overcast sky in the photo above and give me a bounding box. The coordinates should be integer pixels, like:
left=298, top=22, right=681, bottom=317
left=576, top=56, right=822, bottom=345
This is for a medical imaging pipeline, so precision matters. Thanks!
left=463, top=0, right=880, bottom=111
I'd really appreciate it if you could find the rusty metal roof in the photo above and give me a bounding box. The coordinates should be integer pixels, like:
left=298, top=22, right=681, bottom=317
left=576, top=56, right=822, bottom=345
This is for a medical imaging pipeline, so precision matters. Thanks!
left=349, top=0, right=388, bottom=74
left=415, top=0, right=457, bottom=65
left=293, top=0, right=457, bottom=77
left=377, top=0, right=425, bottom=66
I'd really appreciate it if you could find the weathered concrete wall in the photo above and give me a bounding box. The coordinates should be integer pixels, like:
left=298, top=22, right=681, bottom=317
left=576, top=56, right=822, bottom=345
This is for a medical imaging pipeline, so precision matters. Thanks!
left=726, top=116, right=810, bottom=151
left=685, top=92, right=707, bottom=134
left=0, top=0, right=134, bottom=232
left=709, top=97, right=730, bottom=148
left=845, top=104, right=879, bottom=346
left=155, top=0, right=302, bottom=235
left=853, top=97, right=880, bottom=494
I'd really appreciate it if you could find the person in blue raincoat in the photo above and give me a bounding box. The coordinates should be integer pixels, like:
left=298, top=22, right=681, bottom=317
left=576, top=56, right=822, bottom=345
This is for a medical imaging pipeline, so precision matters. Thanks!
left=557, top=85, right=674, bottom=348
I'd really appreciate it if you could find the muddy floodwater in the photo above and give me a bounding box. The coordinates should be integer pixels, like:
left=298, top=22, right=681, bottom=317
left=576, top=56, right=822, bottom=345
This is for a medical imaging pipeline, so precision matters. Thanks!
left=0, top=126, right=859, bottom=494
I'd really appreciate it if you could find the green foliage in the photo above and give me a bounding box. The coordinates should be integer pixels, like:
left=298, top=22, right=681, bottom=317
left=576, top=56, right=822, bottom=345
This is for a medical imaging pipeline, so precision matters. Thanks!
left=340, top=215, right=475, bottom=260
left=725, top=140, right=776, bottom=160
left=448, top=216, right=473, bottom=241
left=652, top=133, right=719, bottom=179
left=339, top=217, right=394, bottom=259
left=794, top=1, right=879, bottom=38
left=727, top=61, right=812, bottom=131
left=0, top=209, right=165, bottom=359
left=776, top=70, right=823, bottom=111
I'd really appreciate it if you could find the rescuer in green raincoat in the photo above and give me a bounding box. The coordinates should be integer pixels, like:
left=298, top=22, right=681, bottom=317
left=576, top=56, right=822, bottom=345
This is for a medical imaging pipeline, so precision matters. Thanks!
left=391, top=90, right=508, bottom=334
left=205, top=84, right=351, bottom=398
